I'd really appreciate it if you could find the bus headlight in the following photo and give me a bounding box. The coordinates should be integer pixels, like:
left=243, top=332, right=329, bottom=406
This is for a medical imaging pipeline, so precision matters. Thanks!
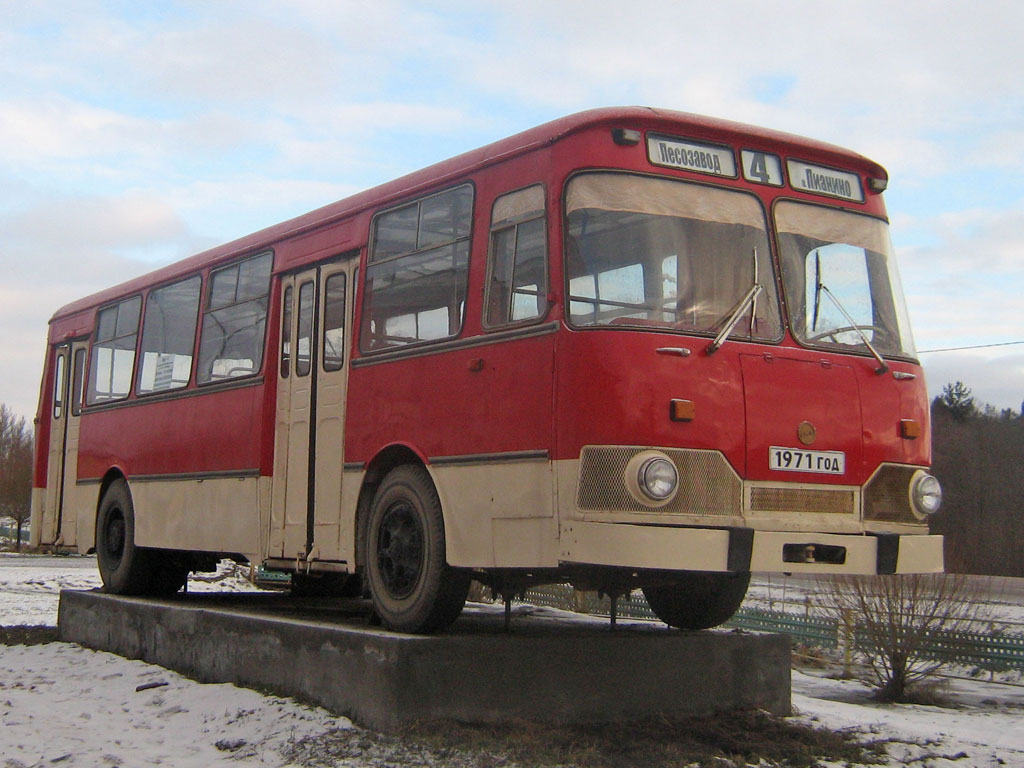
left=622, top=450, right=680, bottom=507
left=909, top=471, right=942, bottom=518
left=638, top=456, right=678, bottom=501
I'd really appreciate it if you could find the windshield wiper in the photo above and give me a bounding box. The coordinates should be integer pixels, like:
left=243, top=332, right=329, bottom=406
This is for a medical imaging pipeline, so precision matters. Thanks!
left=812, top=252, right=823, bottom=333
left=707, top=248, right=761, bottom=356
left=816, top=284, right=890, bottom=375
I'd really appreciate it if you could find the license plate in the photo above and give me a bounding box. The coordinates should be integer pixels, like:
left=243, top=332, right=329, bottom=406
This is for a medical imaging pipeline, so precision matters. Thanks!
left=769, top=446, right=845, bottom=475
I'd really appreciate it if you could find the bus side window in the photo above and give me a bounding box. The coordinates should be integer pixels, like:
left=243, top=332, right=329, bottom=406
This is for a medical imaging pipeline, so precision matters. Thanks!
left=87, top=296, right=142, bottom=405
left=197, top=251, right=273, bottom=384
left=280, top=285, right=293, bottom=378
left=484, top=184, right=548, bottom=328
left=360, top=185, right=473, bottom=352
left=296, top=280, right=314, bottom=377
left=136, top=275, right=201, bottom=394
left=322, top=273, right=346, bottom=372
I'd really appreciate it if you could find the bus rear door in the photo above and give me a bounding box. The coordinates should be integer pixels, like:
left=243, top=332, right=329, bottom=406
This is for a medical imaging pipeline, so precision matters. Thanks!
left=271, top=254, right=356, bottom=565
left=41, top=340, right=87, bottom=547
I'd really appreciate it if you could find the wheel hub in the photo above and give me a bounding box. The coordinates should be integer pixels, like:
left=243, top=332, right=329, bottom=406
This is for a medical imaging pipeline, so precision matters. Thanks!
left=104, top=512, right=126, bottom=562
left=376, top=502, right=424, bottom=599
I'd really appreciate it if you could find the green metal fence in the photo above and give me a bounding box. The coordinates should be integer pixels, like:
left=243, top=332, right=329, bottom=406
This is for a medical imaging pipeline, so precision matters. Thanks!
left=521, top=585, right=1024, bottom=672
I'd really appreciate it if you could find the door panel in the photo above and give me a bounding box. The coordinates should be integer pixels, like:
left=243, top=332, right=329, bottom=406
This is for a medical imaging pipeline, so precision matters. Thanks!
left=59, top=343, right=88, bottom=546
left=41, top=341, right=88, bottom=547
left=311, top=265, right=349, bottom=558
left=283, top=278, right=315, bottom=558
left=42, top=345, right=69, bottom=544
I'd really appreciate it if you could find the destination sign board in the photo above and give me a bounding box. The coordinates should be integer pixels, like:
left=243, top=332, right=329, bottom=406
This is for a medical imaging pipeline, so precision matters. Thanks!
left=648, top=135, right=736, bottom=178
left=787, top=160, right=864, bottom=202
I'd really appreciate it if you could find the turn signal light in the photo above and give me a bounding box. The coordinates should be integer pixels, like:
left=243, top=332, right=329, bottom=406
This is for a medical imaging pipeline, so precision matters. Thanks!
left=900, top=419, right=921, bottom=439
left=670, top=399, right=695, bottom=422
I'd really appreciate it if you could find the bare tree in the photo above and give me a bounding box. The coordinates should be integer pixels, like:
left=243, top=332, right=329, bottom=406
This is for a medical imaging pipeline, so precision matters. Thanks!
left=0, top=404, right=33, bottom=551
left=819, top=573, right=990, bottom=702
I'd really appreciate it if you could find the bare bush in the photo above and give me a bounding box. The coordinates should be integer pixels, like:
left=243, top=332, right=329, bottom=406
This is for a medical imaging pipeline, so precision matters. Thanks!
left=818, top=572, right=991, bottom=702
left=0, top=404, right=33, bottom=551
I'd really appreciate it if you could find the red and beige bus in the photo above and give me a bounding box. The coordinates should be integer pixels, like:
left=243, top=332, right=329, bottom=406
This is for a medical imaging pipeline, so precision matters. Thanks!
left=32, top=107, right=944, bottom=633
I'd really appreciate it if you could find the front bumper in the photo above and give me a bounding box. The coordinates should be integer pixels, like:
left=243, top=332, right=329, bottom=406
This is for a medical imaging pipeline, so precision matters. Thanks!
left=559, top=520, right=944, bottom=575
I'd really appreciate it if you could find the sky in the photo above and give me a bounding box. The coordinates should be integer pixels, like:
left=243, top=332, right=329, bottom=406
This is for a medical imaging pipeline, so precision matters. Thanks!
left=1, top=0, right=1022, bottom=421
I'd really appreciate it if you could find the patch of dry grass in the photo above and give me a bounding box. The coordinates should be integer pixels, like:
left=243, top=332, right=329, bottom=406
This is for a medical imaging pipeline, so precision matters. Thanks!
left=286, top=709, right=888, bottom=768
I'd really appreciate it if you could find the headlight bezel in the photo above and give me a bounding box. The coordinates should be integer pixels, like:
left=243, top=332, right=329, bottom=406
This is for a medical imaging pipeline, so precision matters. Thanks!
left=909, top=470, right=942, bottom=519
left=623, top=450, right=680, bottom=507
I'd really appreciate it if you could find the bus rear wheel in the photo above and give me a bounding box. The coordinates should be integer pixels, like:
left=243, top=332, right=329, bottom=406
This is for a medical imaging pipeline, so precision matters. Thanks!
left=642, top=571, right=751, bottom=630
left=365, top=465, right=469, bottom=633
left=96, top=480, right=153, bottom=595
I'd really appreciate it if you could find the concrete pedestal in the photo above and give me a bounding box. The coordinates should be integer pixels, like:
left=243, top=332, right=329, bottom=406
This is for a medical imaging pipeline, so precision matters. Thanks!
left=57, top=590, right=790, bottom=731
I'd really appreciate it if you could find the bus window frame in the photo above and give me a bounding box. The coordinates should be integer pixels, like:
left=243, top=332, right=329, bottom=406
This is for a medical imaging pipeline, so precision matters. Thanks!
left=52, top=350, right=66, bottom=420
left=134, top=273, right=204, bottom=398
left=322, top=271, right=348, bottom=373
left=70, top=346, right=86, bottom=417
left=482, top=182, right=550, bottom=332
left=359, top=182, right=476, bottom=356
left=560, top=168, right=784, bottom=344
left=85, top=294, right=144, bottom=407
left=770, top=196, right=919, bottom=365
left=195, top=249, right=275, bottom=387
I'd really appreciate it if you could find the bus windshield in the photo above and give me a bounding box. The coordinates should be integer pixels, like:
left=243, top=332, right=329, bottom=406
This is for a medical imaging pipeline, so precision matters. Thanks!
left=565, top=173, right=782, bottom=341
left=776, top=201, right=916, bottom=359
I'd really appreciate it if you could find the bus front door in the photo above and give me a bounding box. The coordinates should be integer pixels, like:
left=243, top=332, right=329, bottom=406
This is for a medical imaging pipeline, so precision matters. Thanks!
left=271, top=255, right=355, bottom=566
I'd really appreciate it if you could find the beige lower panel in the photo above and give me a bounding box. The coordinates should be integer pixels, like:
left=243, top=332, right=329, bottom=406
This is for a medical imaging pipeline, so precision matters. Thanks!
left=28, top=488, right=45, bottom=548
left=491, top=517, right=560, bottom=568
left=333, top=469, right=363, bottom=566
left=131, top=476, right=263, bottom=558
left=71, top=483, right=101, bottom=552
left=30, top=485, right=102, bottom=553
left=559, top=520, right=732, bottom=571
left=430, top=461, right=556, bottom=569
left=895, top=534, right=944, bottom=574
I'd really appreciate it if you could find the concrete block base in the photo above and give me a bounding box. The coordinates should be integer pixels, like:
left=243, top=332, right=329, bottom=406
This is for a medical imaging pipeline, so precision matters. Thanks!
left=58, top=590, right=790, bottom=731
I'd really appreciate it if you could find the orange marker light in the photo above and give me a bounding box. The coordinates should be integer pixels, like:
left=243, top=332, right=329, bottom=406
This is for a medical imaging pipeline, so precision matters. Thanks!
left=670, top=399, right=696, bottom=422
left=900, top=419, right=921, bottom=439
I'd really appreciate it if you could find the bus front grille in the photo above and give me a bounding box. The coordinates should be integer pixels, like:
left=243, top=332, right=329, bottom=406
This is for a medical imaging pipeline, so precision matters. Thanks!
left=577, top=446, right=740, bottom=515
left=863, top=464, right=924, bottom=524
left=747, top=486, right=856, bottom=515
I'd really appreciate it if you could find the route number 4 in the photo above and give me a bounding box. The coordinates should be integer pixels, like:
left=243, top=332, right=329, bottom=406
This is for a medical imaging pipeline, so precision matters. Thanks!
left=742, top=150, right=783, bottom=186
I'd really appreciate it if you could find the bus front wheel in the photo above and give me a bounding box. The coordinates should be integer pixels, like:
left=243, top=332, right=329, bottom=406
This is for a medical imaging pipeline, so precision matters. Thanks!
left=365, top=465, right=469, bottom=633
left=96, top=480, right=153, bottom=595
left=642, top=571, right=751, bottom=630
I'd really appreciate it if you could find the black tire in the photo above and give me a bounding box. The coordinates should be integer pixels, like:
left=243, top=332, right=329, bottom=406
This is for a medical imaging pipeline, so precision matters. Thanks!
left=642, top=571, right=751, bottom=630
left=365, top=465, right=470, bottom=633
left=95, top=480, right=153, bottom=595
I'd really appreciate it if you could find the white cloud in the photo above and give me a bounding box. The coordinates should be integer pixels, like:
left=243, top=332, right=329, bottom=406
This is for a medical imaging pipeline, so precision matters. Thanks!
left=7, top=192, right=188, bottom=254
left=901, top=205, right=1024, bottom=283
left=0, top=97, right=151, bottom=161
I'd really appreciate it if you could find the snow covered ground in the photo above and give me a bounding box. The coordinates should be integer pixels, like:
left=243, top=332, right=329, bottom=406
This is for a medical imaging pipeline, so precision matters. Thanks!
left=2, top=553, right=1023, bottom=767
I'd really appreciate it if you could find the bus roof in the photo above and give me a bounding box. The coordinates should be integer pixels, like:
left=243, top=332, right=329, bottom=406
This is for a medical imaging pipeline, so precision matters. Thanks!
left=49, top=106, right=886, bottom=326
